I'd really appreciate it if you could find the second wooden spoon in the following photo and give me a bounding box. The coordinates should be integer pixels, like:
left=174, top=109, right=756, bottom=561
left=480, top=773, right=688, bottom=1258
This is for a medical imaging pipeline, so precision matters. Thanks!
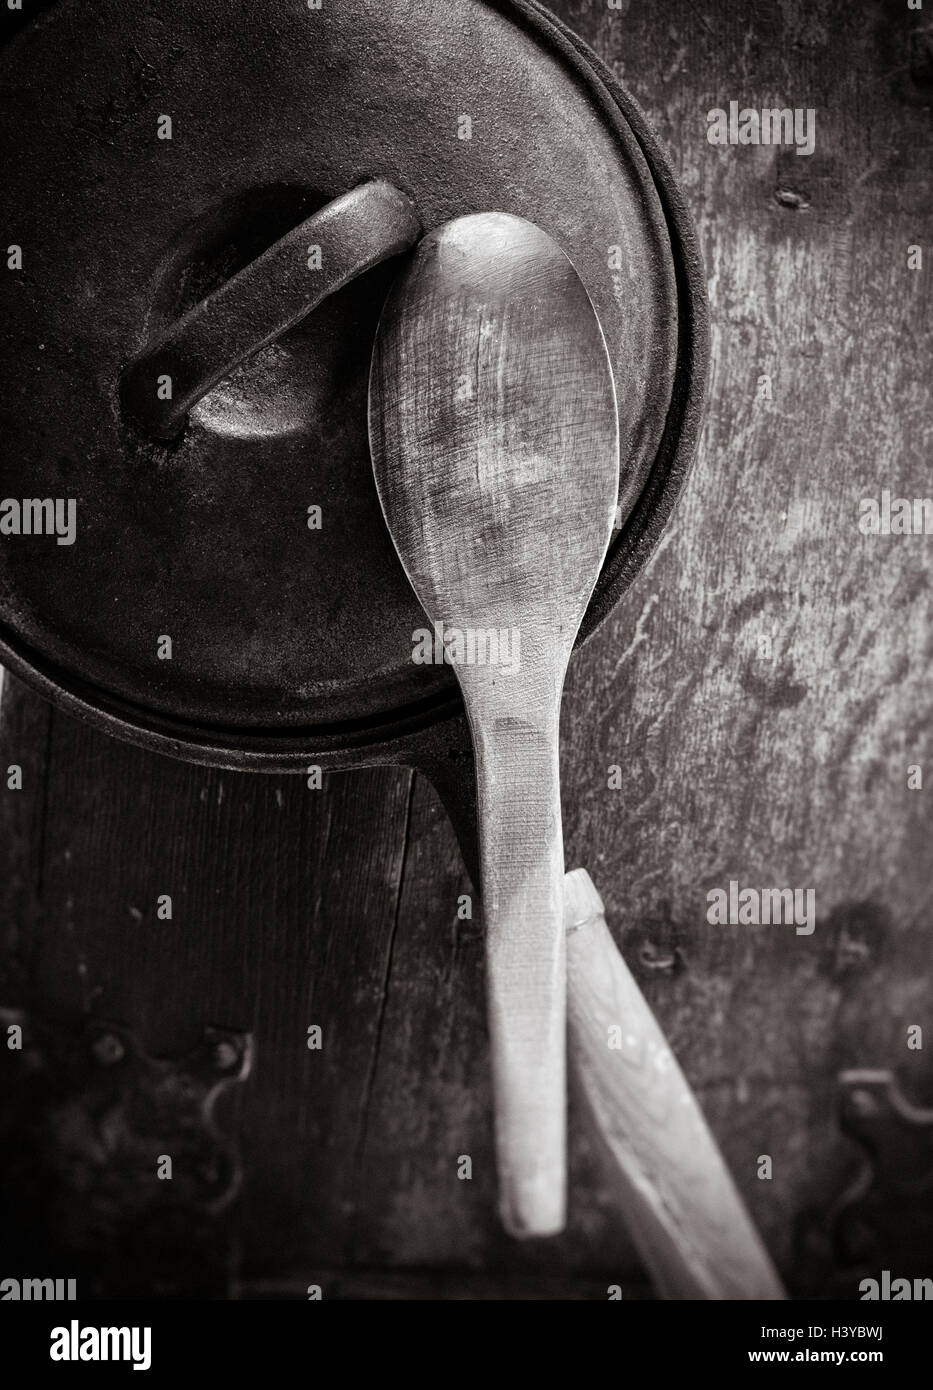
left=369, top=212, right=619, bottom=1236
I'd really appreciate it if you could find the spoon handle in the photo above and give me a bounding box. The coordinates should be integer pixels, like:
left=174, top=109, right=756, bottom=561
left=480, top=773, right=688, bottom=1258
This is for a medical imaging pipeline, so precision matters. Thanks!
left=471, top=709, right=567, bottom=1238
left=565, top=869, right=787, bottom=1298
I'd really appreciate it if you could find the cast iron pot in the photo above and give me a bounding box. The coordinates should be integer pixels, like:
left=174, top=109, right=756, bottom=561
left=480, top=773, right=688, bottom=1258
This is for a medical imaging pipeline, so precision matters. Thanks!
left=0, top=0, right=707, bottom=871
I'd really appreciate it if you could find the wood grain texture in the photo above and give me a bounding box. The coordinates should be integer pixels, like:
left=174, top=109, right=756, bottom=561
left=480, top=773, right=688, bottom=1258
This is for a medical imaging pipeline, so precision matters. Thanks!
left=556, top=0, right=933, bottom=1281
left=370, top=213, right=619, bottom=1235
left=0, top=0, right=931, bottom=1298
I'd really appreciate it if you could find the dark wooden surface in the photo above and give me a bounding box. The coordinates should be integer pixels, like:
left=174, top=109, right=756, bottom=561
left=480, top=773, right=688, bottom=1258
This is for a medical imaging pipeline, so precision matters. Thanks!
left=2, top=0, right=932, bottom=1298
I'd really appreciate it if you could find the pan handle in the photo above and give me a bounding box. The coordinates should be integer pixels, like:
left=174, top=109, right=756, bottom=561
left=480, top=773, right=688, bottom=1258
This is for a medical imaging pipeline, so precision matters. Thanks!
left=120, top=180, right=421, bottom=439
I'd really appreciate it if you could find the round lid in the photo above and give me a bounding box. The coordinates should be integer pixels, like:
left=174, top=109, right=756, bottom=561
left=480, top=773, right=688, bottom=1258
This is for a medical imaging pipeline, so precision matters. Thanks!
left=0, top=0, right=703, bottom=762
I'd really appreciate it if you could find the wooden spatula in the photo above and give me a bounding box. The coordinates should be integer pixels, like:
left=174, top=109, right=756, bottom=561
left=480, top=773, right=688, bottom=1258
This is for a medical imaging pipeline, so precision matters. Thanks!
left=369, top=212, right=619, bottom=1236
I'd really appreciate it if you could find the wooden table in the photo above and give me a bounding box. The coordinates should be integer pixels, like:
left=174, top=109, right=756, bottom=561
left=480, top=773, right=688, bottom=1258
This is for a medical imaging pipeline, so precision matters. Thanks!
left=1, top=0, right=931, bottom=1298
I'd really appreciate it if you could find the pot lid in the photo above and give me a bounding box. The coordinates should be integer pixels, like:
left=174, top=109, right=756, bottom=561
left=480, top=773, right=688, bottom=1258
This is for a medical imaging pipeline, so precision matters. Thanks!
left=0, top=0, right=704, bottom=759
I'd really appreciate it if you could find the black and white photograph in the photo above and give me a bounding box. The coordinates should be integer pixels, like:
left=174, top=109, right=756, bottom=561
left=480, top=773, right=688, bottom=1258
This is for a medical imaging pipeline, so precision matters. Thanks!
left=0, top=0, right=930, bottom=1365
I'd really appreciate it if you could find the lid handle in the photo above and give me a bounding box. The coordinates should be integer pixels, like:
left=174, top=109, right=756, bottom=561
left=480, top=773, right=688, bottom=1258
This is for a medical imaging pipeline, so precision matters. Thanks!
left=120, top=180, right=422, bottom=439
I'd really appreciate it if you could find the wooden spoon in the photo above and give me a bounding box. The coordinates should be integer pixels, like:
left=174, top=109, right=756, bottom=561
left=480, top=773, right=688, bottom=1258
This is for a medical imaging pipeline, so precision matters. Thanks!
left=369, top=213, right=619, bottom=1236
